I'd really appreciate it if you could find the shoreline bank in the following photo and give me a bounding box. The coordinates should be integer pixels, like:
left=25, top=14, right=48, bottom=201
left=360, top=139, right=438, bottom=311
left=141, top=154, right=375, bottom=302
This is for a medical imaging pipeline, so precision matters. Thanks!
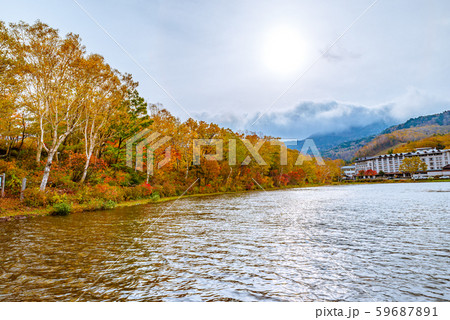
left=1, top=178, right=449, bottom=221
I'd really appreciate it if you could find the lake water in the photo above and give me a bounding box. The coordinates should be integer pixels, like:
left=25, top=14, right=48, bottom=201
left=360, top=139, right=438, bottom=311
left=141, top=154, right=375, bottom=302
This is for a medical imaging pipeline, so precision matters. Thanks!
left=0, top=182, right=449, bottom=301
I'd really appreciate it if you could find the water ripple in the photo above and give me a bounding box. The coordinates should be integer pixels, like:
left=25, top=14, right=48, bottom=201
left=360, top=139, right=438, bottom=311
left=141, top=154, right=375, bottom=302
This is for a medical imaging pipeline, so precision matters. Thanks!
left=0, top=182, right=449, bottom=301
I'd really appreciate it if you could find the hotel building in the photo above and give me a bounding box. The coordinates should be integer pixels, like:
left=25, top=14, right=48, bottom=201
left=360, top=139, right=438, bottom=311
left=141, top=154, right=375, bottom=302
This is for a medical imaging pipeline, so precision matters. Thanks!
left=353, top=147, right=450, bottom=177
left=341, top=165, right=356, bottom=179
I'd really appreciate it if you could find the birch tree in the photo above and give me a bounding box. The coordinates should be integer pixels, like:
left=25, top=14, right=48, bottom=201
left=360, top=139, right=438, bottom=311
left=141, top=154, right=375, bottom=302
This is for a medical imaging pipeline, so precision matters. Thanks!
left=0, top=22, right=22, bottom=151
left=7, top=22, right=65, bottom=163
left=79, top=54, right=124, bottom=183
left=33, top=30, right=88, bottom=190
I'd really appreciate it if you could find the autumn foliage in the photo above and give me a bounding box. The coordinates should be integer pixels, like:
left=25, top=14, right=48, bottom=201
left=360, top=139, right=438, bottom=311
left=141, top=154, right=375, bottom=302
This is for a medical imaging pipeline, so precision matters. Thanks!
left=0, top=20, right=345, bottom=211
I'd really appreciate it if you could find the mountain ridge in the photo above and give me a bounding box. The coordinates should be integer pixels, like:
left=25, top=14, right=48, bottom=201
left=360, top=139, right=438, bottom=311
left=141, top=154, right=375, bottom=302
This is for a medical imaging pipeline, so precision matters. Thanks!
left=381, top=110, right=450, bottom=134
left=308, top=110, right=450, bottom=161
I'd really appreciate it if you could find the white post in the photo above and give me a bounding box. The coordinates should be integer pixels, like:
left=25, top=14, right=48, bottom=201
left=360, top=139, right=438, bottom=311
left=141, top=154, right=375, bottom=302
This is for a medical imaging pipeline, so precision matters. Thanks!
left=1, top=173, right=5, bottom=198
left=20, top=178, right=27, bottom=201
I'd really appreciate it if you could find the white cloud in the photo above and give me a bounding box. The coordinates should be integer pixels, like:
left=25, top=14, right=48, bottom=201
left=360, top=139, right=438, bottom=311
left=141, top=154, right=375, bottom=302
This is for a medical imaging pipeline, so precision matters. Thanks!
left=387, top=88, right=450, bottom=120
left=195, top=90, right=450, bottom=139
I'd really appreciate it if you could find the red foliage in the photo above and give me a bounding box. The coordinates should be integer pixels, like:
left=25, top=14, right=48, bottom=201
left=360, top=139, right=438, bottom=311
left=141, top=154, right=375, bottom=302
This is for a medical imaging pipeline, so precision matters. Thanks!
left=92, top=183, right=124, bottom=201
left=364, top=169, right=377, bottom=176
left=275, top=173, right=290, bottom=186
left=142, top=183, right=153, bottom=194
left=245, top=181, right=254, bottom=190
left=199, top=183, right=215, bottom=193
left=64, top=151, right=108, bottom=182
left=287, top=168, right=306, bottom=185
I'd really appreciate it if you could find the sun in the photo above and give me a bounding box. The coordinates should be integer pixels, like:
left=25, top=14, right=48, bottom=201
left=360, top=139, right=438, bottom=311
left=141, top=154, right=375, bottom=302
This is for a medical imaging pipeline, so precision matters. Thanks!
left=262, top=26, right=307, bottom=75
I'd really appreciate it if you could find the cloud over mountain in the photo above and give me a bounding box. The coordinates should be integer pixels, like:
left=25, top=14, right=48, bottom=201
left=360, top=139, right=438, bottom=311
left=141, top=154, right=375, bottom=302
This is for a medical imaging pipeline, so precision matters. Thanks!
left=195, top=90, right=450, bottom=139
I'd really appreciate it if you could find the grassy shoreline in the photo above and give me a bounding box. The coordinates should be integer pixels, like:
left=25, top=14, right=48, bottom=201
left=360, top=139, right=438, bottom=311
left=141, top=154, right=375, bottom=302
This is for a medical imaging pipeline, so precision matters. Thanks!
left=1, top=178, right=449, bottom=221
left=0, top=184, right=310, bottom=220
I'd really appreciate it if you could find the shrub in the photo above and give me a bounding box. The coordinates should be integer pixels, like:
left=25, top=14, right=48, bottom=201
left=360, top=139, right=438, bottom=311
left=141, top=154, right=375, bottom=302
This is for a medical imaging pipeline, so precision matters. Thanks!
left=151, top=184, right=164, bottom=196
left=113, top=171, right=130, bottom=186
left=123, top=186, right=141, bottom=200
left=192, top=186, right=200, bottom=194
left=0, top=160, right=28, bottom=195
left=46, top=162, right=77, bottom=190
left=5, top=174, right=22, bottom=195
left=244, top=182, right=255, bottom=190
left=101, top=200, right=117, bottom=210
left=64, top=151, right=107, bottom=183
left=141, top=183, right=153, bottom=195
left=50, top=192, right=68, bottom=205
left=57, top=175, right=77, bottom=190
left=151, top=192, right=160, bottom=201
left=23, top=188, right=47, bottom=207
left=23, top=188, right=60, bottom=207
left=161, top=181, right=176, bottom=197
left=52, top=202, right=72, bottom=216
left=81, top=199, right=116, bottom=211
left=123, top=183, right=153, bottom=200
left=73, top=186, right=95, bottom=204
left=199, top=184, right=216, bottom=193
left=91, top=183, right=124, bottom=202
left=128, top=170, right=145, bottom=185
left=83, top=199, right=103, bottom=211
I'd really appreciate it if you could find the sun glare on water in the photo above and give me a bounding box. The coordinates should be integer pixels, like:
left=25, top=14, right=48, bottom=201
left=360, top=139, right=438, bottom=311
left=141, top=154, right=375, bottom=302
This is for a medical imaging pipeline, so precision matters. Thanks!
left=262, top=26, right=307, bottom=76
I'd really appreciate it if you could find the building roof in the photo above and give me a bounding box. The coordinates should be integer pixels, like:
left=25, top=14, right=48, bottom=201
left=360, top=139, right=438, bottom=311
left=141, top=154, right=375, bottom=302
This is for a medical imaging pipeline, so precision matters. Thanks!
left=355, top=148, right=449, bottom=162
left=405, top=148, right=445, bottom=156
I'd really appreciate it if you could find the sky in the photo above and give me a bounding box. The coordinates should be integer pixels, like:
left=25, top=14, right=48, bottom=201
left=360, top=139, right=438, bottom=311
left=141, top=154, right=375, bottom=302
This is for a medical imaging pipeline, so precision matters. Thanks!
left=2, top=0, right=450, bottom=138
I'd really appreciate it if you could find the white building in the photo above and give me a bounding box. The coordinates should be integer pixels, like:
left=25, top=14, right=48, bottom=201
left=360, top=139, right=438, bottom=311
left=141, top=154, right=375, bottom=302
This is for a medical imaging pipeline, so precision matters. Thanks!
left=341, top=165, right=356, bottom=179
left=354, top=147, right=450, bottom=176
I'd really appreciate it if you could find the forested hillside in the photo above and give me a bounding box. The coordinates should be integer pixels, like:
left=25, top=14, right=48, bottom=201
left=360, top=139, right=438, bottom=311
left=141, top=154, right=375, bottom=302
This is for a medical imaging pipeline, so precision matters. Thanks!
left=323, top=110, right=450, bottom=160
left=382, top=110, right=450, bottom=134
left=393, top=133, right=450, bottom=153
left=321, top=135, right=375, bottom=161
left=355, top=125, right=450, bottom=158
